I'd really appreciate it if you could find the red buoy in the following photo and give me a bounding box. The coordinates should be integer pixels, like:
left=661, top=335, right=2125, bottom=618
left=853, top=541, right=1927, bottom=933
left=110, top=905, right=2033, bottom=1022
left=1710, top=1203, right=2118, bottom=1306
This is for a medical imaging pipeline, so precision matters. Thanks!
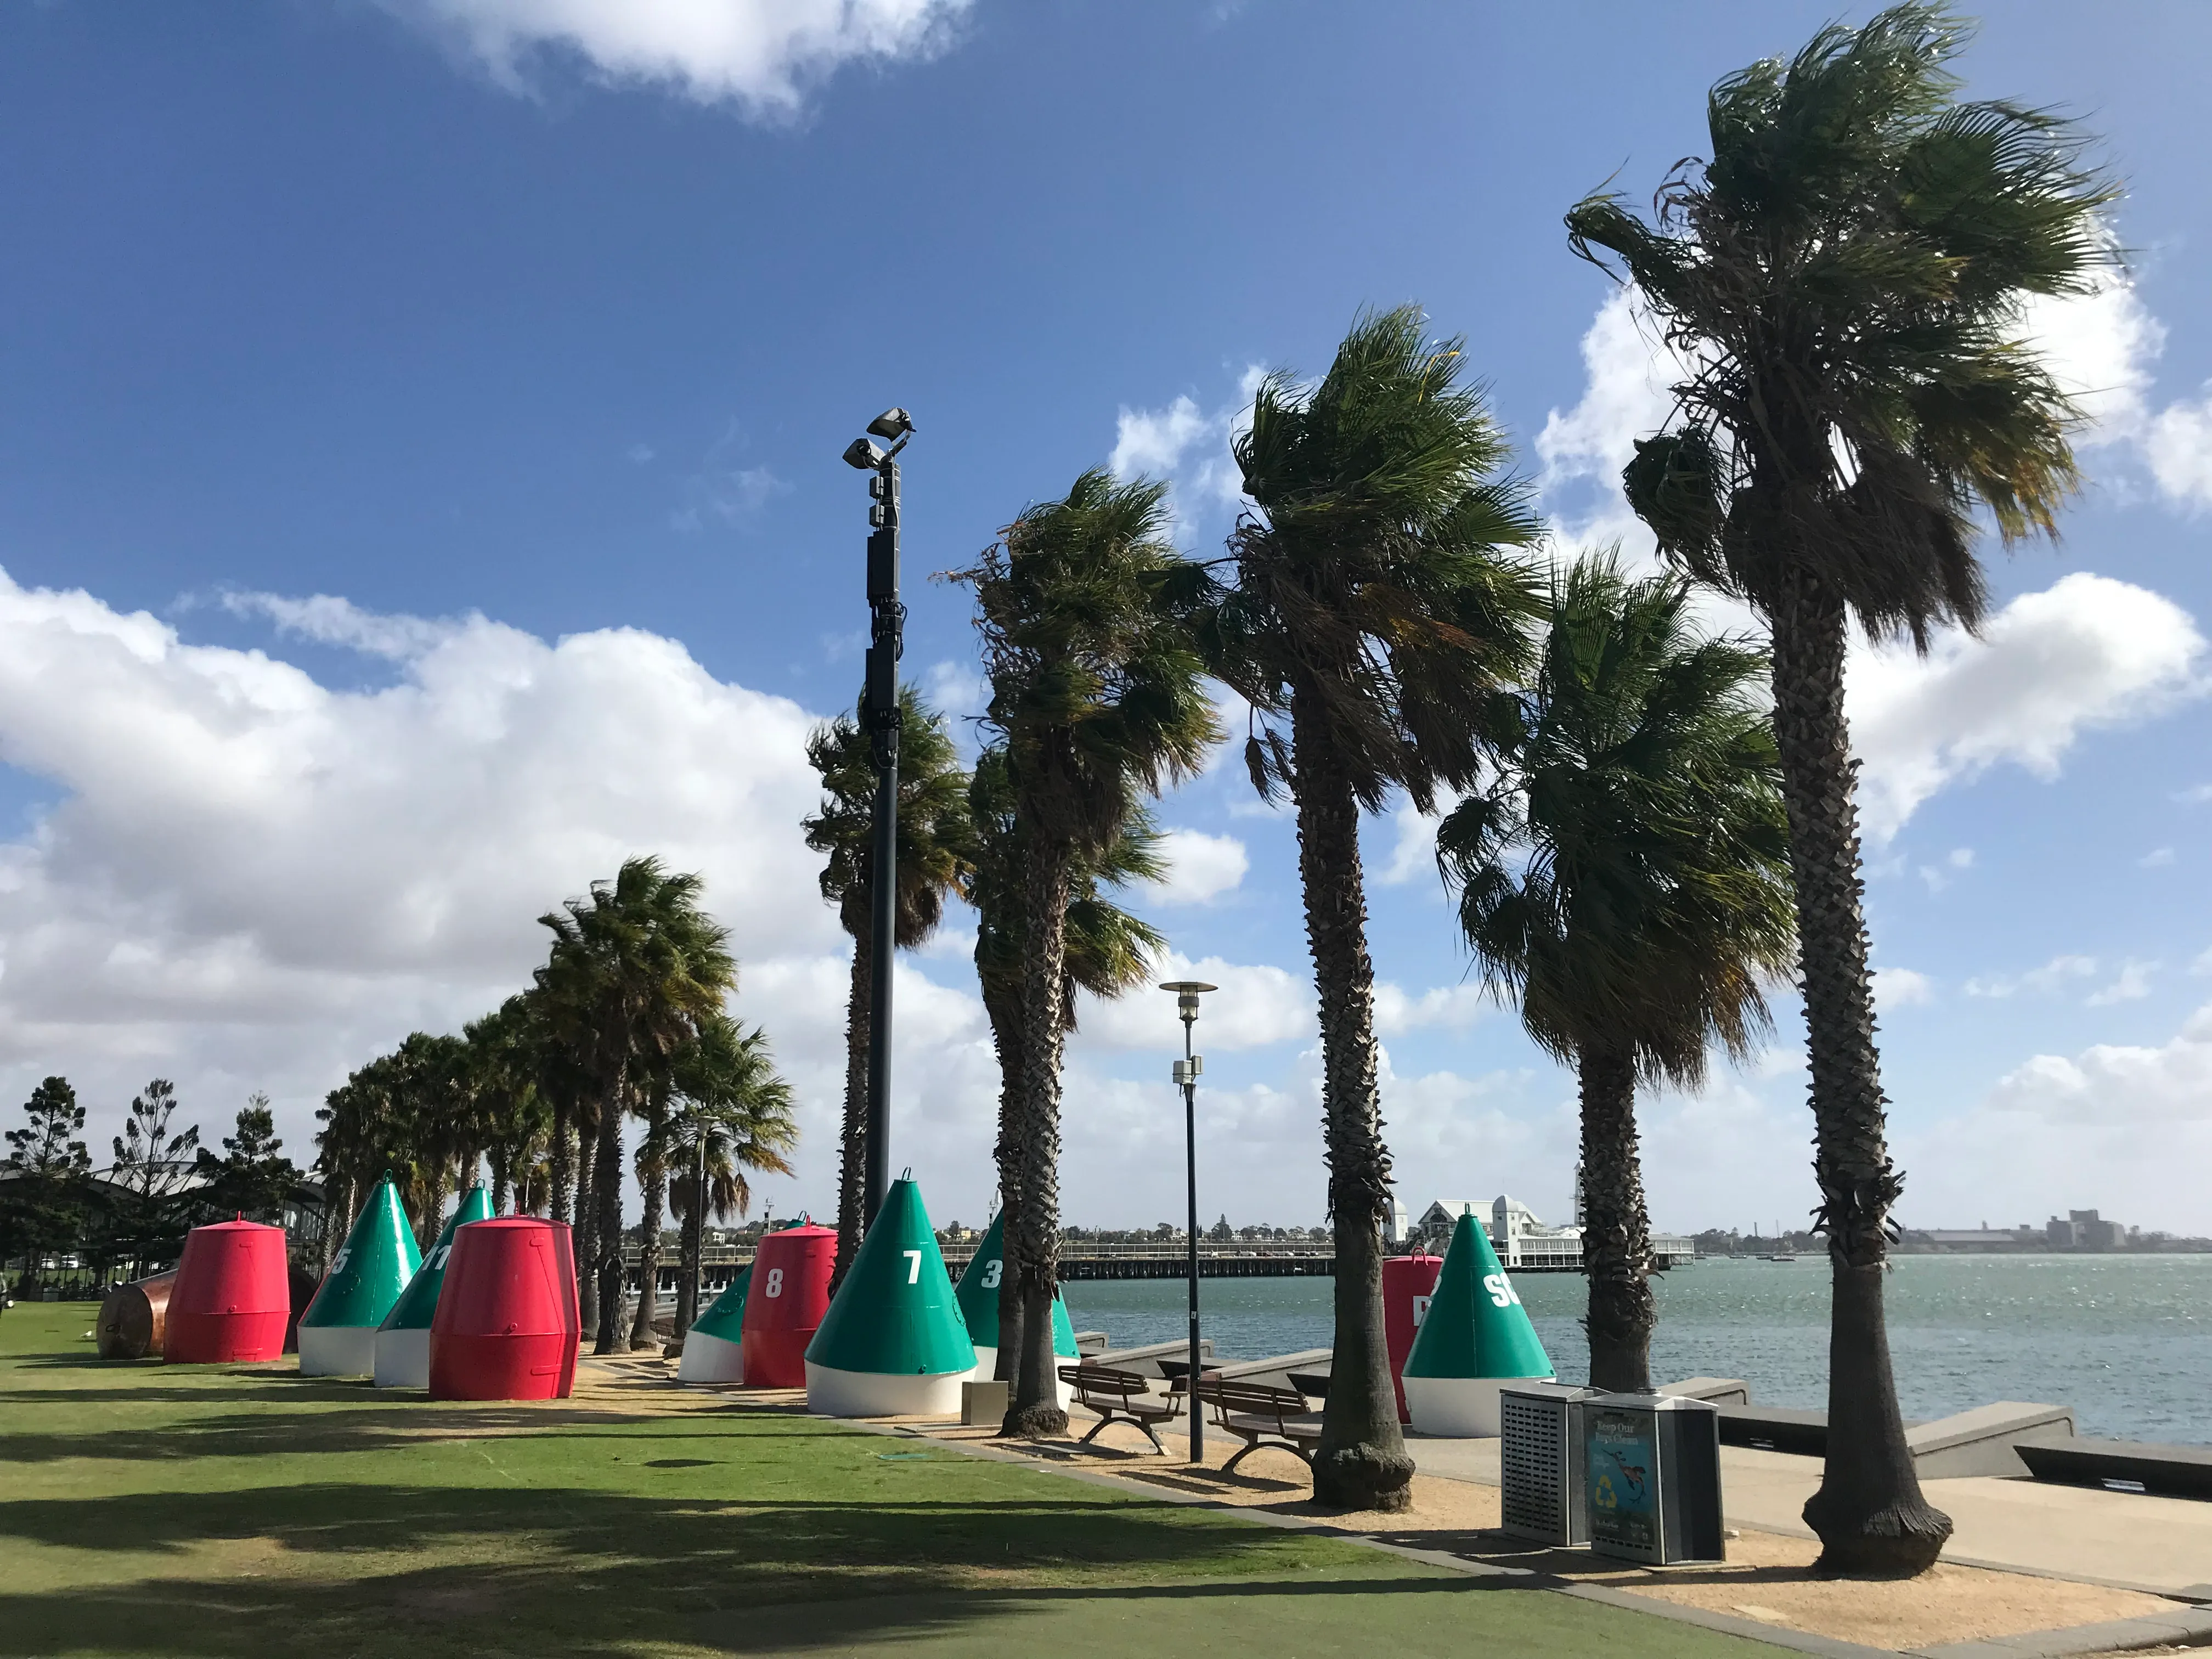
left=739, top=1222, right=835, bottom=1388
left=427, top=1218, right=579, bottom=1401
left=164, top=1220, right=291, bottom=1364
left=1383, top=1251, right=1444, bottom=1423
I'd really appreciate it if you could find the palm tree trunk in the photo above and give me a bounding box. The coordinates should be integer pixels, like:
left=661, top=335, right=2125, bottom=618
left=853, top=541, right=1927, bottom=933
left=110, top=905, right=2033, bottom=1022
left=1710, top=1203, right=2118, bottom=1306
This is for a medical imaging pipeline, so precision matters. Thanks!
left=550, top=1098, right=574, bottom=1224
left=984, top=980, right=1024, bottom=1385
left=1000, top=840, right=1071, bottom=1438
left=490, top=1146, right=511, bottom=1217
left=831, top=933, right=870, bottom=1295
left=630, top=1107, right=667, bottom=1348
left=1770, top=567, right=1950, bottom=1575
left=1578, top=1042, right=1655, bottom=1391
left=574, top=1106, right=599, bottom=1335
left=1294, top=706, right=1413, bottom=1513
left=592, top=1078, right=628, bottom=1354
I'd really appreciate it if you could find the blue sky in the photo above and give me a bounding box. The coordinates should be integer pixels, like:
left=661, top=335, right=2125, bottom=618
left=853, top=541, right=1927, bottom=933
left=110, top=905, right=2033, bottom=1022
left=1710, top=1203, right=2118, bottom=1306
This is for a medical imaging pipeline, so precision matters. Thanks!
left=1, top=0, right=2208, bottom=1235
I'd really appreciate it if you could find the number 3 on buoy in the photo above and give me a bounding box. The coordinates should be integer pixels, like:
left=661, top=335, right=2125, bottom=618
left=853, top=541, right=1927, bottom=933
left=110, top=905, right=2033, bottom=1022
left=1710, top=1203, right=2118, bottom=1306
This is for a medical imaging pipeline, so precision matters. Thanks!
left=764, top=1267, right=785, bottom=1298
left=1483, top=1272, right=1521, bottom=1309
left=981, top=1259, right=1002, bottom=1289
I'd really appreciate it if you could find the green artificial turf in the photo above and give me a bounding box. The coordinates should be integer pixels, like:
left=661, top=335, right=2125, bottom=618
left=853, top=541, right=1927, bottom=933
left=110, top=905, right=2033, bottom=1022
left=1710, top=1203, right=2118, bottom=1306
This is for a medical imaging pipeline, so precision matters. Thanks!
left=0, top=1303, right=1785, bottom=1658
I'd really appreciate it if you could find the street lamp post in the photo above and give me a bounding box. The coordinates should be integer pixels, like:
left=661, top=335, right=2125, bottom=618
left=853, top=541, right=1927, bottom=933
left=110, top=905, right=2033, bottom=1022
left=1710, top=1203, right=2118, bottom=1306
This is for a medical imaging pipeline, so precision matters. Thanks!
left=1160, top=979, right=1216, bottom=1463
left=843, top=408, right=916, bottom=1230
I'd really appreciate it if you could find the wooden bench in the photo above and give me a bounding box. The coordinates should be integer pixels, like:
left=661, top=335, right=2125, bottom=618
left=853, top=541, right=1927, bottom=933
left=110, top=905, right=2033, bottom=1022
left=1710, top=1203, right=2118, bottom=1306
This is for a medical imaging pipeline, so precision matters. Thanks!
left=1059, top=1364, right=1180, bottom=1455
left=1197, top=1378, right=1324, bottom=1474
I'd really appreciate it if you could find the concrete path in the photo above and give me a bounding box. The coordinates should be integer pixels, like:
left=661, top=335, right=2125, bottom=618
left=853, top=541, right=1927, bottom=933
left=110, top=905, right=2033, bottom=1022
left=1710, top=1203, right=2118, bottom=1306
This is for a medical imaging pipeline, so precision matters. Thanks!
left=1397, top=1432, right=2212, bottom=1599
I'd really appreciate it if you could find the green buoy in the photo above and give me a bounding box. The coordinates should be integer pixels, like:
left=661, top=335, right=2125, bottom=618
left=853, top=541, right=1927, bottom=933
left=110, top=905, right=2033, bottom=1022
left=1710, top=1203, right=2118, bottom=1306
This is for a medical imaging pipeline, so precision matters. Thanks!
left=298, top=1172, right=422, bottom=1376
left=805, top=1173, right=975, bottom=1417
left=1402, top=1209, right=1554, bottom=1436
left=372, top=1184, right=492, bottom=1389
left=952, top=1209, right=1078, bottom=1397
left=678, top=1263, right=751, bottom=1384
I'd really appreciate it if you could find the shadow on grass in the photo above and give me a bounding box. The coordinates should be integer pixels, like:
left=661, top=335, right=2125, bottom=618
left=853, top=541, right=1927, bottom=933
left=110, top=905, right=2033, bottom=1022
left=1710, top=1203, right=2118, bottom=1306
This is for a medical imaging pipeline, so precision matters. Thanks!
left=0, top=1479, right=1425, bottom=1659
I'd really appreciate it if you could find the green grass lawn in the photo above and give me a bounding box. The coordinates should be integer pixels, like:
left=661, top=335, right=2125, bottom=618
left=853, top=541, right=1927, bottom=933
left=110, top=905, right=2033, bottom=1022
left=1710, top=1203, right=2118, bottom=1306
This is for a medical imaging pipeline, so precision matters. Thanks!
left=0, top=1303, right=1786, bottom=1657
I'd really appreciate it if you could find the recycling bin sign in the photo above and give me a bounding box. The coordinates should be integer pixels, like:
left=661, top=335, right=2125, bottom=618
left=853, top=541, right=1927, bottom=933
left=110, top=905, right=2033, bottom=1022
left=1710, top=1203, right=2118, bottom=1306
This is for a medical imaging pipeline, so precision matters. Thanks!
left=1583, top=1392, right=1725, bottom=1565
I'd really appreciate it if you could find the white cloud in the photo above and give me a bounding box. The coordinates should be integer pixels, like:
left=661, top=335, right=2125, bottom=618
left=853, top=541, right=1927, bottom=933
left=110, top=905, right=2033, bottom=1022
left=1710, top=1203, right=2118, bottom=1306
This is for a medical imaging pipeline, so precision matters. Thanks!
left=1372, top=789, right=1463, bottom=889
left=2142, top=396, right=2212, bottom=509
left=1536, top=287, right=1682, bottom=553
left=2086, top=959, right=2158, bottom=1007
left=1917, top=846, right=1976, bottom=893
left=220, top=590, right=464, bottom=661
left=1109, top=395, right=1211, bottom=479
left=921, top=657, right=987, bottom=721
left=1143, top=828, right=1248, bottom=906
left=2140, top=847, right=2176, bottom=869
left=1373, top=980, right=1489, bottom=1036
left=1965, top=954, right=2099, bottom=1000
left=1871, top=967, right=1934, bottom=1009
left=1104, top=368, right=1263, bottom=524
left=1070, top=951, right=1312, bottom=1053
left=379, top=0, right=970, bottom=117
left=1847, top=573, right=2205, bottom=842
left=1988, top=1001, right=2212, bottom=1124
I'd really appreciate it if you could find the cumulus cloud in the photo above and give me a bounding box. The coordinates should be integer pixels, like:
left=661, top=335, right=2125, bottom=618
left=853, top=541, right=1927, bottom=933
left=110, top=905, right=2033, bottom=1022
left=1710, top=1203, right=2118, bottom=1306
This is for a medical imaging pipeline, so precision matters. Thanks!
left=1988, top=1001, right=2212, bottom=1124
left=1143, top=829, right=1248, bottom=906
left=1105, top=366, right=1263, bottom=526
left=1070, top=951, right=1312, bottom=1053
left=2086, top=960, right=2158, bottom=1008
left=1373, top=980, right=1489, bottom=1036
left=1536, top=287, right=1681, bottom=553
left=1871, top=967, right=1934, bottom=1010
left=1965, top=955, right=2099, bottom=1000
left=378, top=0, right=970, bottom=117
left=1846, top=573, right=2205, bottom=841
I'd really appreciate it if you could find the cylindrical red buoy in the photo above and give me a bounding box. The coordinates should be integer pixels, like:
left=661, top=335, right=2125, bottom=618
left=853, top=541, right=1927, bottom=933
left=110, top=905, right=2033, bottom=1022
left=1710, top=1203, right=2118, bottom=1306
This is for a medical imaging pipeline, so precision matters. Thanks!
left=165, top=1221, right=291, bottom=1364
left=739, top=1222, right=835, bottom=1388
left=97, top=1271, right=175, bottom=1360
left=427, top=1218, right=579, bottom=1401
left=1383, top=1252, right=1444, bottom=1423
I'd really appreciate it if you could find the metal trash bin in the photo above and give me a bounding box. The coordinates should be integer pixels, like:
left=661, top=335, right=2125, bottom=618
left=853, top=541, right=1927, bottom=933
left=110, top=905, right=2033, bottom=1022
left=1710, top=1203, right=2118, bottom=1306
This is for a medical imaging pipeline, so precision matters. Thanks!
left=1500, top=1382, right=1598, bottom=1544
left=1583, top=1391, right=1725, bottom=1565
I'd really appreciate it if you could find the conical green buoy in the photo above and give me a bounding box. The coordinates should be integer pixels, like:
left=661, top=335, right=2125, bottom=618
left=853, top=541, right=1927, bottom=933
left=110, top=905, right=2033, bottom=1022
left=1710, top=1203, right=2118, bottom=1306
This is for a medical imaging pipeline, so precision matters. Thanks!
left=953, top=1209, right=1078, bottom=1398
left=805, top=1173, right=975, bottom=1417
left=299, top=1173, right=422, bottom=1376
left=373, top=1185, right=492, bottom=1389
left=678, top=1264, right=751, bottom=1384
left=1402, top=1210, right=1554, bottom=1436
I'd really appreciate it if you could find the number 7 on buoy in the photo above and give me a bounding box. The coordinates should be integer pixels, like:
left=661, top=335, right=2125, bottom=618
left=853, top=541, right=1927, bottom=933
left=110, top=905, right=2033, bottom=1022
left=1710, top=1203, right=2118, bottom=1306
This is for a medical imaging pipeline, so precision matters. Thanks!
left=903, top=1250, right=921, bottom=1284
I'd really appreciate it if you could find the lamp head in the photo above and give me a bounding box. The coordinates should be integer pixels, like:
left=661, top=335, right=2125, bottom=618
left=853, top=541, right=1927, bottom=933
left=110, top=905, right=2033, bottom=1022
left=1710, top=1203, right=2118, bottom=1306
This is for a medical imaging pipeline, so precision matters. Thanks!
left=1159, top=979, right=1216, bottom=1018
left=866, top=407, right=916, bottom=441
left=843, top=437, right=887, bottom=471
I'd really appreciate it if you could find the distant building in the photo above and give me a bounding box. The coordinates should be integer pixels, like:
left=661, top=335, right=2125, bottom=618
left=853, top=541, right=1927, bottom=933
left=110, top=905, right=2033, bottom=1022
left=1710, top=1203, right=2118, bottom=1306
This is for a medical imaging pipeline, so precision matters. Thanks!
left=1409, top=1194, right=1693, bottom=1269
left=2045, top=1209, right=2125, bottom=1250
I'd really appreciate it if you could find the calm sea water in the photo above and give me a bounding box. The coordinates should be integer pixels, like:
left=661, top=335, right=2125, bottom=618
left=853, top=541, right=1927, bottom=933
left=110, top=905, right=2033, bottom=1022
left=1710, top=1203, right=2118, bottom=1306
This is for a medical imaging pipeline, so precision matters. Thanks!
left=1064, top=1254, right=2212, bottom=1445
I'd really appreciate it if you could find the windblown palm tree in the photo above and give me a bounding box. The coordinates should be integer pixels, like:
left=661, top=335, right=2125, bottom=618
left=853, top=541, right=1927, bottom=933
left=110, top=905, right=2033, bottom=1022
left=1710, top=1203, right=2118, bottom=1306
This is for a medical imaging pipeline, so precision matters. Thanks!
left=1563, top=3, right=2112, bottom=1571
left=464, top=997, right=550, bottom=1216
left=960, top=469, right=1218, bottom=1437
left=1206, top=307, right=1543, bottom=1510
left=538, top=857, right=738, bottom=1353
left=803, top=687, right=971, bottom=1291
left=661, top=1013, right=798, bottom=1336
left=1438, top=554, right=1795, bottom=1392
left=968, top=742, right=1167, bottom=1380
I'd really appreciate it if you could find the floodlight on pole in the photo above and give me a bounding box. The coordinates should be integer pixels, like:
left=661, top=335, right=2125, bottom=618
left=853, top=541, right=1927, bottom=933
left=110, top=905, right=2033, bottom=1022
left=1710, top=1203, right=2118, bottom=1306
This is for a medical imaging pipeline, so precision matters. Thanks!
left=1160, top=979, right=1216, bottom=1463
left=844, top=409, right=914, bottom=1231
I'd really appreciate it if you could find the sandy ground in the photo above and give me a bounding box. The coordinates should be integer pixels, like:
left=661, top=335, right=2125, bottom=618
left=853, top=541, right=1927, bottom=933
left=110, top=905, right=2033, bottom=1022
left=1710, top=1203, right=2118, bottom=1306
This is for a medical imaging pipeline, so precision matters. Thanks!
left=596, top=1357, right=2185, bottom=1652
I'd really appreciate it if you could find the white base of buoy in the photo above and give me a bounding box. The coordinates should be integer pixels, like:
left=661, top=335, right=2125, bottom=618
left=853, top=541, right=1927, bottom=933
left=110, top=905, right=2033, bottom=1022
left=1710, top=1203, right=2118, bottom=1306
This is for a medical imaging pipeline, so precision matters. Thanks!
left=1403, top=1374, right=1555, bottom=1438
left=678, top=1327, right=746, bottom=1385
left=968, top=1345, right=1078, bottom=1407
left=297, top=1324, right=380, bottom=1378
left=374, top=1327, right=430, bottom=1389
left=805, top=1360, right=975, bottom=1418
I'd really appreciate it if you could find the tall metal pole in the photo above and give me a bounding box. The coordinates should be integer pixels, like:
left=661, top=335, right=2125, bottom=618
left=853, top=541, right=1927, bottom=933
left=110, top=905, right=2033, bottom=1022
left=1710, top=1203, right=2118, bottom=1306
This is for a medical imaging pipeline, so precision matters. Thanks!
left=862, top=451, right=904, bottom=1230
left=1182, top=1007, right=1202, bottom=1464
left=1161, top=980, right=1214, bottom=1464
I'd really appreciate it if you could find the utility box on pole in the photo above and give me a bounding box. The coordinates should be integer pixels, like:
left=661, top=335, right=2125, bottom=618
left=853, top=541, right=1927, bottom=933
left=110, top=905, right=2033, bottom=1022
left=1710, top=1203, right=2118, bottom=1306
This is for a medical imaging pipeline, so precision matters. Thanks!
left=1583, top=1392, right=1726, bottom=1565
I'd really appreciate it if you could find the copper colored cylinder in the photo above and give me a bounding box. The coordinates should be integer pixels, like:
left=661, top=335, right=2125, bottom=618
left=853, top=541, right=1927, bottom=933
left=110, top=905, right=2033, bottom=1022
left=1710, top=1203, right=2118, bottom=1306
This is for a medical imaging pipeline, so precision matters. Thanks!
left=96, top=1271, right=176, bottom=1360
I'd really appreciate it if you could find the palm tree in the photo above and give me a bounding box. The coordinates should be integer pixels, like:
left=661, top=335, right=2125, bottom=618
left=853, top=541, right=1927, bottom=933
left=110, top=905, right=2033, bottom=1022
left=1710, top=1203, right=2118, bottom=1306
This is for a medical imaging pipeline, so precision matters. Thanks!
left=661, top=1013, right=799, bottom=1336
left=960, top=469, right=1218, bottom=1437
left=1437, top=554, right=1795, bottom=1392
left=538, top=857, right=738, bottom=1353
left=1562, top=3, right=2112, bottom=1571
left=968, top=742, right=1167, bottom=1380
left=1206, top=307, right=1543, bottom=1509
left=802, top=688, right=970, bottom=1292
left=465, top=998, right=549, bottom=1216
